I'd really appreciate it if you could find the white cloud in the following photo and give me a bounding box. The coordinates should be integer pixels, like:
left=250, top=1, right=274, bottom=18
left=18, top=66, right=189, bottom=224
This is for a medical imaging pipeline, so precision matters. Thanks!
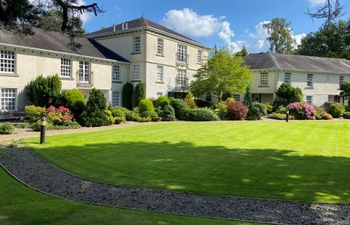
left=249, top=21, right=270, bottom=51
left=308, top=0, right=327, bottom=6
left=73, top=0, right=91, bottom=23
left=161, top=8, right=243, bottom=52
left=293, top=33, right=307, bottom=48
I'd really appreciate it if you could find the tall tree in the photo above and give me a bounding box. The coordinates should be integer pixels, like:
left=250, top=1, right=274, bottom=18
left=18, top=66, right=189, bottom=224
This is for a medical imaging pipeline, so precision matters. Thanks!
left=190, top=49, right=252, bottom=100
left=263, top=18, right=295, bottom=54
left=297, top=19, right=350, bottom=59
left=307, top=0, right=344, bottom=27
left=0, top=0, right=100, bottom=35
left=340, top=81, right=350, bottom=106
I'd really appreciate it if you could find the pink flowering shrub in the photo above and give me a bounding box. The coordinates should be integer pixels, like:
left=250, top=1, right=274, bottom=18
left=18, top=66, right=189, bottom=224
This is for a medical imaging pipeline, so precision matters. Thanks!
left=45, top=105, right=74, bottom=125
left=287, top=102, right=315, bottom=120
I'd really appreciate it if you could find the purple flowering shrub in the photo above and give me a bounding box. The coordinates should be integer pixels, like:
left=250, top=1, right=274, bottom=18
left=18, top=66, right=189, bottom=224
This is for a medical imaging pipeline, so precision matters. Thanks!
left=287, top=102, right=315, bottom=120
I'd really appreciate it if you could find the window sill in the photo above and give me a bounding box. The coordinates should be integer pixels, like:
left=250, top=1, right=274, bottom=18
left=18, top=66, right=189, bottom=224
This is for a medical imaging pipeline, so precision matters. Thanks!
left=156, top=81, right=164, bottom=84
left=60, top=77, right=74, bottom=80
left=131, top=80, right=141, bottom=83
left=156, top=54, right=164, bottom=57
left=131, top=52, right=141, bottom=55
left=112, top=81, right=123, bottom=84
left=258, top=85, right=270, bottom=88
left=0, top=73, right=19, bottom=77
left=305, top=87, right=314, bottom=89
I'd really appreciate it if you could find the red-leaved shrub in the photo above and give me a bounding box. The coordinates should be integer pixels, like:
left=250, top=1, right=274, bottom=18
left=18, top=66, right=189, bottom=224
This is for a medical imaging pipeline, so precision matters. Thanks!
left=227, top=101, right=248, bottom=120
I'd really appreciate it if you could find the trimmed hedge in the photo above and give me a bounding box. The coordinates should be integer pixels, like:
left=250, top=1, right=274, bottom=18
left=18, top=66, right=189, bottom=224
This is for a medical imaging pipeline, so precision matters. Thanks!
left=138, top=99, right=155, bottom=114
left=0, top=123, right=15, bottom=134
left=343, top=112, right=350, bottom=119
left=133, top=83, right=146, bottom=107
left=185, top=108, right=220, bottom=121
left=161, top=105, right=176, bottom=121
left=140, top=111, right=161, bottom=121
left=122, top=83, right=133, bottom=109
left=170, top=98, right=189, bottom=120
left=327, top=103, right=346, bottom=118
left=62, top=89, right=86, bottom=118
left=25, top=105, right=45, bottom=123
left=155, top=96, right=170, bottom=109
left=227, top=101, right=248, bottom=120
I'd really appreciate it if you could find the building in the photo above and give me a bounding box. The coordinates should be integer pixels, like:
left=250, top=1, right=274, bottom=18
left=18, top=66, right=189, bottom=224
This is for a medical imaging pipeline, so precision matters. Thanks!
left=243, top=52, right=350, bottom=106
left=85, top=17, right=209, bottom=99
left=0, top=17, right=209, bottom=113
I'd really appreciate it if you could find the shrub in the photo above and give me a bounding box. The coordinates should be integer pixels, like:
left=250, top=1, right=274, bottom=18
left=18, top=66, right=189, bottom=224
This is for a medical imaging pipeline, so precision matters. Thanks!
left=327, top=103, right=346, bottom=118
left=31, top=120, right=80, bottom=131
left=27, top=74, right=62, bottom=107
left=343, top=112, right=350, bottom=119
left=170, top=98, right=189, bottom=120
left=322, top=112, right=333, bottom=120
left=287, top=102, right=315, bottom=120
left=265, top=103, right=274, bottom=114
left=227, top=101, right=248, bottom=120
left=155, top=96, right=170, bottom=109
left=122, top=83, right=134, bottom=109
left=161, top=105, right=176, bottom=121
left=140, top=111, right=161, bottom=121
left=243, top=86, right=252, bottom=108
left=268, top=113, right=295, bottom=120
left=184, top=91, right=196, bottom=108
left=0, top=123, right=15, bottom=134
left=133, top=83, right=146, bottom=107
left=62, top=89, right=86, bottom=118
left=138, top=99, right=154, bottom=114
left=124, top=111, right=141, bottom=121
left=247, top=102, right=267, bottom=120
left=103, top=110, right=115, bottom=125
left=81, top=89, right=109, bottom=127
left=111, top=108, right=126, bottom=119
left=275, top=83, right=303, bottom=106
left=45, top=105, right=75, bottom=126
left=225, top=97, right=235, bottom=104
left=214, top=102, right=228, bottom=120
left=276, top=105, right=287, bottom=114
left=185, top=108, right=220, bottom=121
left=114, top=117, right=126, bottom=124
left=25, top=105, right=45, bottom=123
left=136, top=116, right=152, bottom=122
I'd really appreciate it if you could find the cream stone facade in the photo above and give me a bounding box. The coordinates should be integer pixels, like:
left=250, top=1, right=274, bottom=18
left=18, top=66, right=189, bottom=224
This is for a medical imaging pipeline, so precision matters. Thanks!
left=0, top=43, right=128, bottom=112
left=86, top=17, right=209, bottom=99
left=242, top=53, right=350, bottom=106
left=0, top=17, right=208, bottom=113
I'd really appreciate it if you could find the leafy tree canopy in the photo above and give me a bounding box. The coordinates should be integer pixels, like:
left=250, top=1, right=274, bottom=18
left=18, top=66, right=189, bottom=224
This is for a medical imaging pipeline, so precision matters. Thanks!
left=190, top=49, right=252, bottom=100
left=263, top=18, right=295, bottom=54
left=340, top=81, right=350, bottom=106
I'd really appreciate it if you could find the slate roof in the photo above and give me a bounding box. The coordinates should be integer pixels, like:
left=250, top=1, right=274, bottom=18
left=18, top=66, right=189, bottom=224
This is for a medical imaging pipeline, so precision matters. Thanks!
left=87, top=17, right=206, bottom=48
left=244, top=52, right=350, bottom=74
left=0, top=27, right=129, bottom=62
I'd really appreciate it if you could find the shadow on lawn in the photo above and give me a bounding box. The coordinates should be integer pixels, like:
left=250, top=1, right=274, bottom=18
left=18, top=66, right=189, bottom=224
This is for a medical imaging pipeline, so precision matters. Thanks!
left=33, top=140, right=350, bottom=204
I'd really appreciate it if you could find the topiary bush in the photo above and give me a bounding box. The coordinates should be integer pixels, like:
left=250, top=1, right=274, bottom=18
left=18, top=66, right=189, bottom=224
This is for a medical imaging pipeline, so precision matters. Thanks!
left=327, top=103, right=346, bottom=118
left=247, top=102, right=267, bottom=120
left=161, top=105, right=176, bottom=121
left=155, top=96, right=170, bottom=109
left=227, top=101, right=248, bottom=120
left=124, top=111, right=141, bottom=121
left=140, top=111, right=161, bottom=121
left=25, top=105, right=45, bottom=123
left=111, top=108, right=126, bottom=120
left=27, top=74, right=62, bottom=107
left=185, top=108, right=219, bottom=121
left=133, top=83, right=146, bottom=107
left=81, top=89, right=109, bottom=127
left=170, top=98, right=189, bottom=120
left=138, top=99, right=154, bottom=114
left=343, top=112, right=350, bottom=119
left=0, top=123, right=15, bottom=134
left=122, top=83, right=133, bottom=109
left=62, top=89, right=86, bottom=118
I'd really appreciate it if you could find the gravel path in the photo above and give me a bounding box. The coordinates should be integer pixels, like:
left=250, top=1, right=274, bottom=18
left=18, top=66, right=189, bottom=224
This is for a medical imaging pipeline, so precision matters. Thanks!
left=1, top=148, right=349, bottom=225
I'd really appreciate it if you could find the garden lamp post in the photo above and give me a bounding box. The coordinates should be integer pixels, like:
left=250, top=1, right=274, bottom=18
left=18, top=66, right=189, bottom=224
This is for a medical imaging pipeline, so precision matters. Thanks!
left=286, top=109, right=289, bottom=123
left=40, top=116, right=46, bottom=144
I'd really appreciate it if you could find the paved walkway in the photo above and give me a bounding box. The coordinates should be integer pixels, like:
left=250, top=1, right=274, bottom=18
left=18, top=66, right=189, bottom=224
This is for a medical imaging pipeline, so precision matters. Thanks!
left=0, top=148, right=349, bottom=225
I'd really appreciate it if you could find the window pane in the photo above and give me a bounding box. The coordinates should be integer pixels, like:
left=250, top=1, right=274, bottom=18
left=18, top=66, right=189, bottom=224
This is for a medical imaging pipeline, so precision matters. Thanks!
left=260, top=73, right=268, bottom=86
left=307, top=74, right=313, bottom=87
left=0, top=50, right=15, bottom=73
left=133, top=65, right=141, bottom=80
left=197, top=50, right=202, bottom=64
left=177, top=45, right=187, bottom=63
left=284, top=73, right=291, bottom=83
left=157, top=38, right=164, bottom=55
left=156, top=65, right=163, bottom=82
left=112, top=91, right=120, bottom=107
left=61, top=58, right=71, bottom=77
left=0, top=88, right=16, bottom=111
left=176, top=69, right=187, bottom=87
left=112, top=65, right=120, bottom=81
left=133, top=36, right=141, bottom=53
left=79, top=61, right=90, bottom=83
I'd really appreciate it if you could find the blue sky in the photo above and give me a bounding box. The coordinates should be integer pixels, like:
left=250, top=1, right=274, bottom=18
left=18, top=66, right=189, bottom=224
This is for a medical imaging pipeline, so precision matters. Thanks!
left=82, top=0, right=350, bottom=53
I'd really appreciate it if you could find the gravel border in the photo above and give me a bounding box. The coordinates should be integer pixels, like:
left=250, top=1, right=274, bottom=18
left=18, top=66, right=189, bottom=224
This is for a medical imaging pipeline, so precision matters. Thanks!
left=1, top=148, right=349, bottom=225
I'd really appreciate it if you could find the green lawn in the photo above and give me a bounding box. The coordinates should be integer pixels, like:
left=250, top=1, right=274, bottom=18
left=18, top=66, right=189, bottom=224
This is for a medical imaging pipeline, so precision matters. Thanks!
left=26, top=121, right=350, bottom=203
left=0, top=168, right=258, bottom=225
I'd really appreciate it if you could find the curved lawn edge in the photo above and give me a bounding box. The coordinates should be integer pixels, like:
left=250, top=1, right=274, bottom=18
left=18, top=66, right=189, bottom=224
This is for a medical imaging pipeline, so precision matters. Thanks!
left=1, top=148, right=349, bottom=225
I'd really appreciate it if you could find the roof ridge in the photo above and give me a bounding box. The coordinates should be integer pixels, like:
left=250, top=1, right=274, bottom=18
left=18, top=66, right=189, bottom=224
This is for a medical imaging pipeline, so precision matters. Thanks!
left=268, top=52, right=281, bottom=70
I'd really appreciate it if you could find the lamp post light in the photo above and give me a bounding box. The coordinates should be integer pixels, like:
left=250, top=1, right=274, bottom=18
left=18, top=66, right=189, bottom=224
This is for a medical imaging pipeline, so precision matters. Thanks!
left=40, top=116, right=46, bottom=144
left=286, top=109, right=289, bottom=123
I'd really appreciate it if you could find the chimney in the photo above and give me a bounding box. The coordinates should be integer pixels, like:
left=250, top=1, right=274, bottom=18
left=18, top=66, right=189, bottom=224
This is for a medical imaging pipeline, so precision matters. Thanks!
left=125, top=21, right=128, bottom=30
left=121, top=23, right=124, bottom=30
left=113, top=24, right=116, bottom=32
